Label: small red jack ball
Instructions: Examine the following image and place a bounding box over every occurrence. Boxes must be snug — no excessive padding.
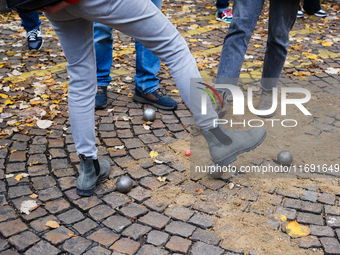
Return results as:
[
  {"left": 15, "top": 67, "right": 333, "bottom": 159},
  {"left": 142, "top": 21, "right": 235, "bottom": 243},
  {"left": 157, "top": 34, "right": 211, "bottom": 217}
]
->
[{"left": 185, "top": 150, "right": 191, "bottom": 156}]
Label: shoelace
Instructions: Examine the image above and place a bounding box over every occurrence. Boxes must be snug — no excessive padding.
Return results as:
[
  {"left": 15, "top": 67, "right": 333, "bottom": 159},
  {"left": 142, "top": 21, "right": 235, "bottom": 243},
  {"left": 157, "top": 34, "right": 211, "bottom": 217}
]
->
[{"left": 26, "top": 29, "right": 41, "bottom": 41}]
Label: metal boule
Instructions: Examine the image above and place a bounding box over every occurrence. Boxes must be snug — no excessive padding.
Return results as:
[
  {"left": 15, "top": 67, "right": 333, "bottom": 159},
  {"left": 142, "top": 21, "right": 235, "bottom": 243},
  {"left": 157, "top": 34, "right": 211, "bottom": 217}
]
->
[
  {"left": 277, "top": 150, "right": 293, "bottom": 166},
  {"left": 143, "top": 108, "right": 156, "bottom": 121},
  {"left": 116, "top": 176, "right": 133, "bottom": 194}
]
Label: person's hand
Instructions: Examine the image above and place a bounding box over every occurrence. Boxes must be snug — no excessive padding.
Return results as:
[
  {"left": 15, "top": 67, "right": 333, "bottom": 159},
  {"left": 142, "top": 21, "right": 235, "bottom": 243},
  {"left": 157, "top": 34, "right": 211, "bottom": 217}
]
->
[{"left": 37, "top": 1, "right": 70, "bottom": 15}]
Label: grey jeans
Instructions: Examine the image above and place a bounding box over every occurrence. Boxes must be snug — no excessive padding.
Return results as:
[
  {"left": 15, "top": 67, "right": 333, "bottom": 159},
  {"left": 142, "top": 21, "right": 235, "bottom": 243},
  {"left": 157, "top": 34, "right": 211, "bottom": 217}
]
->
[{"left": 45, "top": 0, "right": 217, "bottom": 158}]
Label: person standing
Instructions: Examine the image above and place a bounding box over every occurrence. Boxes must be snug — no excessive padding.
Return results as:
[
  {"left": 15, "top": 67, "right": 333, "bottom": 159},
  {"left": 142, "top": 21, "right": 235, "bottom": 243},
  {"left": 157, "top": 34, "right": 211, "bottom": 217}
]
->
[
  {"left": 216, "top": 0, "right": 300, "bottom": 118},
  {"left": 94, "top": 0, "right": 177, "bottom": 110},
  {"left": 40, "top": 0, "right": 267, "bottom": 196},
  {"left": 18, "top": 11, "right": 43, "bottom": 50}
]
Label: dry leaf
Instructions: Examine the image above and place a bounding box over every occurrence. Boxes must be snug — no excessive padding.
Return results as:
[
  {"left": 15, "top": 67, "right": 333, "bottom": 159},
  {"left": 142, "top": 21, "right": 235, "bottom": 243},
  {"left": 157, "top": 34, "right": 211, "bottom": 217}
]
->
[
  {"left": 46, "top": 220, "right": 60, "bottom": 229},
  {"left": 149, "top": 151, "right": 158, "bottom": 158},
  {"left": 322, "top": 41, "right": 332, "bottom": 47},
  {"left": 115, "top": 145, "right": 125, "bottom": 150},
  {"left": 154, "top": 159, "right": 164, "bottom": 164},
  {"left": 196, "top": 188, "right": 204, "bottom": 195},
  {"left": 286, "top": 221, "right": 311, "bottom": 238},
  {"left": 20, "top": 200, "right": 38, "bottom": 215},
  {"left": 281, "top": 215, "right": 287, "bottom": 221},
  {"left": 68, "top": 234, "right": 78, "bottom": 238},
  {"left": 143, "top": 124, "right": 150, "bottom": 130},
  {"left": 128, "top": 93, "right": 133, "bottom": 98},
  {"left": 15, "top": 174, "right": 23, "bottom": 181},
  {"left": 5, "top": 174, "right": 14, "bottom": 178},
  {"left": 30, "top": 194, "right": 38, "bottom": 199},
  {"left": 157, "top": 176, "right": 166, "bottom": 182},
  {"left": 37, "top": 119, "right": 53, "bottom": 129},
  {"left": 171, "top": 89, "right": 180, "bottom": 94}
]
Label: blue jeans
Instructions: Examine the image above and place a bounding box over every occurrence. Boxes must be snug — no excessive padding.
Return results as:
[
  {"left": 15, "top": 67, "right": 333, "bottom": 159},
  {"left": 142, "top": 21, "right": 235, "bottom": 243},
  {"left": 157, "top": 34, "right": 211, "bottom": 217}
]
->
[
  {"left": 216, "top": 0, "right": 229, "bottom": 12},
  {"left": 216, "top": 0, "right": 299, "bottom": 90},
  {"left": 94, "top": 0, "right": 162, "bottom": 94},
  {"left": 18, "top": 11, "right": 41, "bottom": 32}
]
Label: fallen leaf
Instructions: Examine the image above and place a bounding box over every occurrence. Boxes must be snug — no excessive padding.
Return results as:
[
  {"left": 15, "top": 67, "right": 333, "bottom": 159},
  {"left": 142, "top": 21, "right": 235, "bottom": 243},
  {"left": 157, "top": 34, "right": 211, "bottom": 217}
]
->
[
  {"left": 128, "top": 93, "right": 133, "bottom": 98},
  {"left": 325, "top": 67, "right": 340, "bottom": 75},
  {"left": 286, "top": 221, "right": 311, "bottom": 238},
  {"left": 0, "top": 94, "right": 8, "bottom": 99},
  {"left": 37, "top": 119, "right": 53, "bottom": 129},
  {"left": 150, "top": 151, "right": 158, "bottom": 158},
  {"left": 143, "top": 124, "right": 150, "bottom": 130},
  {"left": 322, "top": 41, "right": 332, "bottom": 47},
  {"left": 68, "top": 234, "right": 78, "bottom": 238},
  {"left": 10, "top": 150, "right": 17, "bottom": 154},
  {"left": 254, "top": 44, "right": 261, "bottom": 48},
  {"left": 157, "top": 176, "right": 166, "bottom": 182},
  {"left": 196, "top": 188, "right": 204, "bottom": 195},
  {"left": 281, "top": 215, "right": 287, "bottom": 221},
  {"left": 171, "top": 89, "right": 180, "bottom": 94},
  {"left": 154, "top": 159, "right": 164, "bottom": 164},
  {"left": 30, "top": 194, "right": 38, "bottom": 199},
  {"left": 20, "top": 200, "right": 38, "bottom": 215},
  {"left": 5, "top": 174, "right": 14, "bottom": 178},
  {"left": 45, "top": 220, "right": 60, "bottom": 229},
  {"left": 4, "top": 100, "right": 14, "bottom": 106},
  {"left": 15, "top": 174, "right": 23, "bottom": 181},
  {"left": 115, "top": 145, "right": 125, "bottom": 150}
]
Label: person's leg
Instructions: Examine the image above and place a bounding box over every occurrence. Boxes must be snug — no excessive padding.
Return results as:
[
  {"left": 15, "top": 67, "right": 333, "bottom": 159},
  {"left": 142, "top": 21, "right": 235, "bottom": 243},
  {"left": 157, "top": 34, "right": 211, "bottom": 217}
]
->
[
  {"left": 216, "top": 0, "right": 230, "bottom": 12},
  {"left": 303, "top": 0, "right": 321, "bottom": 13},
  {"left": 257, "top": 0, "right": 299, "bottom": 117},
  {"left": 216, "top": 0, "right": 265, "bottom": 85},
  {"left": 18, "top": 11, "right": 41, "bottom": 32},
  {"left": 93, "top": 23, "right": 113, "bottom": 109},
  {"left": 133, "top": 0, "right": 177, "bottom": 110},
  {"left": 45, "top": 10, "right": 111, "bottom": 196},
  {"left": 47, "top": 0, "right": 266, "bottom": 176},
  {"left": 18, "top": 11, "right": 43, "bottom": 50}
]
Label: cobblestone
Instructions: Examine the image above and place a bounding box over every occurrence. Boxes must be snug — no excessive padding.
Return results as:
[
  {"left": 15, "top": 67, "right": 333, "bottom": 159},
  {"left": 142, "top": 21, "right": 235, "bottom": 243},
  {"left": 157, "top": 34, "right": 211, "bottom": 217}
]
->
[{"left": 165, "top": 236, "right": 191, "bottom": 254}]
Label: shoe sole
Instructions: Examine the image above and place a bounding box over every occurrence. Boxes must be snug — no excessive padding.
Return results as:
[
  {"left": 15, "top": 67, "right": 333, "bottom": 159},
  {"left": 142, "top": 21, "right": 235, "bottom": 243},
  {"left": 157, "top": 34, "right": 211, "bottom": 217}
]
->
[
  {"left": 216, "top": 17, "right": 231, "bottom": 23},
  {"left": 215, "top": 130, "right": 267, "bottom": 166},
  {"left": 95, "top": 103, "right": 107, "bottom": 110},
  {"left": 315, "top": 14, "right": 327, "bottom": 18},
  {"left": 76, "top": 172, "right": 110, "bottom": 196},
  {"left": 133, "top": 94, "right": 177, "bottom": 110}
]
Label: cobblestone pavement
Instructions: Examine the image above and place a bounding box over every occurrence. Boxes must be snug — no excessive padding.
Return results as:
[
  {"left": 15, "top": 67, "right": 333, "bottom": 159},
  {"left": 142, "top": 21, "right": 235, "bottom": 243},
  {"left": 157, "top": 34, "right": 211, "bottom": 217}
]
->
[{"left": 1, "top": 0, "right": 340, "bottom": 254}]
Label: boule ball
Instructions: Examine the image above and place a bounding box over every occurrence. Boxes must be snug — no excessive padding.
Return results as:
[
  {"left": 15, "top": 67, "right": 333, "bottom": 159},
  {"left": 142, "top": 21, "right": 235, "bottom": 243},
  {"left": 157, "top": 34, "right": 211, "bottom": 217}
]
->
[
  {"left": 116, "top": 176, "right": 133, "bottom": 193},
  {"left": 277, "top": 150, "right": 293, "bottom": 166},
  {"left": 143, "top": 108, "right": 156, "bottom": 121}
]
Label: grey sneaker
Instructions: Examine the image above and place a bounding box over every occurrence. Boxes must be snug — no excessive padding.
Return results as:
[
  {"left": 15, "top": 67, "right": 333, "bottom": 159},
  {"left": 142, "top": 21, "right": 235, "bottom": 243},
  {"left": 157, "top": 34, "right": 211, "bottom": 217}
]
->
[
  {"left": 77, "top": 155, "right": 111, "bottom": 196},
  {"left": 201, "top": 124, "right": 267, "bottom": 166},
  {"left": 257, "top": 90, "right": 276, "bottom": 118}
]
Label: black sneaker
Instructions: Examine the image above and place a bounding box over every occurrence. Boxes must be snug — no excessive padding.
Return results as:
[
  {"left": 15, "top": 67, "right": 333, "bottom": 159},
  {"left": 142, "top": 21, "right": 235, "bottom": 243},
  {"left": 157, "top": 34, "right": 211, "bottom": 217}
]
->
[
  {"left": 95, "top": 86, "right": 108, "bottom": 110},
  {"left": 26, "top": 29, "right": 43, "bottom": 50}
]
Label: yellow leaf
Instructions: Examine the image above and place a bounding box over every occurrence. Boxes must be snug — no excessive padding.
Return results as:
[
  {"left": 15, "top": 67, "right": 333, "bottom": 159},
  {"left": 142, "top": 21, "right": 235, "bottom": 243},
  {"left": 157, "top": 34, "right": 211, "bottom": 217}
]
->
[
  {"left": 45, "top": 221, "right": 60, "bottom": 229},
  {"left": 30, "top": 100, "right": 42, "bottom": 105},
  {"left": 0, "top": 94, "right": 8, "bottom": 99},
  {"left": 281, "top": 215, "right": 287, "bottom": 221},
  {"left": 322, "top": 41, "right": 332, "bottom": 47},
  {"left": 30, "top": 194, "right": 38, "bottom": 199},
  {"left": 128, "top": 93, "right": 133, "bottom": 98},
  {"left": 286, "top": 221, "right": 311, "bottom": 238},
  {"left": 4, "top": 100, "right": 14, "bottom": 106},
  {"left": 53, "top": 100, "right": 60, "bottom": 104},
  {"left": 190, "top": 24, "right": 199, "bottom": 29},
  {"left": 190, "top": 39, "right": 198, "bottom": 43},
  {"left": 205, "top": 5, "right": 212, "bottom": 9},
  {"left": 25, "top": 131, "right": 29, "bottom": 135},
  {"left": 68, "top": 234, "right": 78, "bottom": 238},
  {"left": 254, "top": 44, "right": 261, "bottom": 48},
  {"left": 10, "top": 150, "right": 16, "bottom": 153},
  {"left": 157, "top": 176, "right": 166, "bottom": 182},
  {"left": 149, "top": 151, "right": 158, "bottom": 158},
  {"left": 171, "top": 90, "right": 180, "bottom": 94},
  {"left": 209, "top": 20, "right": 217, "bottom": 24},
  {"left": 41, "top": 94, "right": 50, "bottom": 99},
  {"left": 15, "top": 174, "right": 23, "bottom": 181}
]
